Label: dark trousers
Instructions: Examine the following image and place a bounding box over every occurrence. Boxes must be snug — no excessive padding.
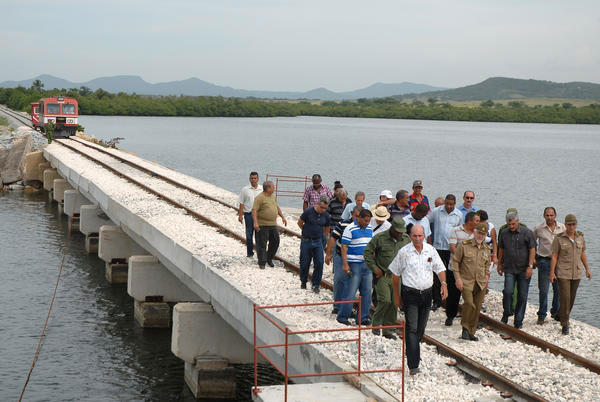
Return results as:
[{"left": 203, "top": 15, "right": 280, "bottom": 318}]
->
[
  {"left": 557, "top": 278, "right": 580, "bottom": 326},
  {"left": 402, "top": 286, "right": 432, "bottom": 369},
  {"left": 299, "top": 238, "right": 324, "bottom": 287},
  {"left": 434, "top": 250, "right": 451, "bottom": 306},
  {"left": 256, "top": 226, "right": 279, "bottom": 267},
  {"left": 502, "top": 272, "right": 531, "bottom": 326},
  {"left": 243, "top": 212, "right": 255, "bottom": 256},
  {"left": 445, "top": 269, "right": 461, "bottom": 319},
  {"left": 537, "top": 257, "right": 559, "bottom": 318}
]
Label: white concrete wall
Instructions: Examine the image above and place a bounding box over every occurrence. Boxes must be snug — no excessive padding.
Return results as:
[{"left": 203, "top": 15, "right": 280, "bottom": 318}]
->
[
  {"left": 98, "top": 225, "right": 149, "bottom": 262},
  {"left": 63, "top": 189, "right": 89, "bottom": 217},
  {"left": 80, "top": 204, "right": 113, "bottom": 235},
  {"left": 128, "top": 255, "right": 201, "bottom": 302},
  {"left": 172, "top": 303, "right": 255, "bottom": 364}
]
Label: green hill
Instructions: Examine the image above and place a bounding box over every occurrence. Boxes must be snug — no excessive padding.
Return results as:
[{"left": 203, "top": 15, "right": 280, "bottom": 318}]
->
[{"left": 395, "top": 77, "right": 600, "bottom": 101}]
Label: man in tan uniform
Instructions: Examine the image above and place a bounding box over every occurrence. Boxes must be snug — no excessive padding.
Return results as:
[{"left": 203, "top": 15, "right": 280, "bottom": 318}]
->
[
  {"left": 550, "top": 214, "right": 591, "bottom": 335},
  {"left": 452, "top": 222, "right": 491, "bottom": 341}
]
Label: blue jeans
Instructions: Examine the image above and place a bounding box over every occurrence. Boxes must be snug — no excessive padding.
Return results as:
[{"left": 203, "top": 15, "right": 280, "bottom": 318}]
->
[
  {"left": 337, "top": 261, "right": 372, "bottom": 323},
  {"left": 402, "top": 286, "right": 432, "bottom": 369},
  {"left": 537, "top": 257, "right": 559, "bottom": 318},
  {"left": 243, "top": 212, "right": 255, "bottom": 256},
  {"left": 299, "top": 238, "right": 324, "bottom": 288},
  {"left": 503, "top": 272, "right": 531, "bottom": 326},
  {"left": 332, "top": 253, "right": 349, "bottom": 303}
]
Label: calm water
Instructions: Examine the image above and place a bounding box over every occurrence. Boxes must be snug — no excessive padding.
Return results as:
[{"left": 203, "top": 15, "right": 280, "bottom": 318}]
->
[
  {"left": 0, "top": 192, "right": 280, "bottom": 401},
  {"left": 2, "top": 116, "right": 598, "bottom": 400}
]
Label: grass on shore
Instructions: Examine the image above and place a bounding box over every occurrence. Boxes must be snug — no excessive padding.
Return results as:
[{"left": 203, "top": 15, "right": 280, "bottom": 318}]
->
[
  {"left": 0, "top": 116, "right": 9, "bottom": 126},
  {"left": 448, "top": 98, "right": 598, "bottom": 108}
]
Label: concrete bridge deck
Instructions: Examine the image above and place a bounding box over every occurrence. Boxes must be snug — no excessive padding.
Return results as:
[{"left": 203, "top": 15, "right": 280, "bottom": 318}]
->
[{"left": 43, "top": 141, "right": 397, "bottom": 401}]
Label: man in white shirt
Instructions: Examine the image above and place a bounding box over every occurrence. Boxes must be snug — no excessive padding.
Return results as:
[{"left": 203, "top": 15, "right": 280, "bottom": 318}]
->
[
  {"left": 238, "top": 172, "right": 262, "bottom": 257},
  {"left": 389, "top": 225, "right": 447, "bottom": 376}
]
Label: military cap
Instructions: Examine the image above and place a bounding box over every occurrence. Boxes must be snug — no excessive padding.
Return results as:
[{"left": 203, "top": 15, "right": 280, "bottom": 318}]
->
[
  {"left": 475, "top": 222, "right": 489, "bottom": 233},
  {"left": 565, "top": 214, "right": 577, "bottom": 224},
  {"left": 390, "top": 216, "right": 407, "bottom": 233}
]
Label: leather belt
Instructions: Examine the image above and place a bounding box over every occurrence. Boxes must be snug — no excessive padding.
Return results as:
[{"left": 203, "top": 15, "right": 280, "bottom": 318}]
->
[{"left": 402, "top": 285, "right": 432, "bottom": 295}]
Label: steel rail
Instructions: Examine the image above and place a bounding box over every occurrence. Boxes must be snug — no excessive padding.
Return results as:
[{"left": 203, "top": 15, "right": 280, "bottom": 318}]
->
[
  {"left": 52, "top": 138, "right": 549, "bottom": 401},
  {"left": 0, "top": 105, "right": 33, "bottom": 127},
  {"left": 67, "top": 136, "right": 303, "bottom": 240}
]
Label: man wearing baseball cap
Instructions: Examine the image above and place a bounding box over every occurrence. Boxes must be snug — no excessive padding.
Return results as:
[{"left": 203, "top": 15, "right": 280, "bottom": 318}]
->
[
  {"left": 452, "top": 222, "right": 492, "bottom": 341},
  {"left": 408, "top": 180, "right": 430, "bottom": 213}
]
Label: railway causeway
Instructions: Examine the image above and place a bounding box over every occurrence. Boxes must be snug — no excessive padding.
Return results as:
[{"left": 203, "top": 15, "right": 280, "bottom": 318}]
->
[{"left": 1, "top": 105, "right": 599, "bottom": 401}]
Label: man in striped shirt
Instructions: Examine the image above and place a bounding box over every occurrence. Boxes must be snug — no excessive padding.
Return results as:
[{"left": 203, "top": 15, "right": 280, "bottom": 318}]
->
[{"left": 336, "top": 209, "right": 374, "bottom": 326}]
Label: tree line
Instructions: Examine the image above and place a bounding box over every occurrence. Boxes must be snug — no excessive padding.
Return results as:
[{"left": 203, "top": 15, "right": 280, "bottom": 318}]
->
[{"left": 1, "top": 83, "right": 599, "bottom": 124}]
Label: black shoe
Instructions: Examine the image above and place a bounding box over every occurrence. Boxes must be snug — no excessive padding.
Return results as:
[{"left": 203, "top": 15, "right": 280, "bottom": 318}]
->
[
  {"left": 372, "top": 329, "right": 381, "bottom": 336},
  {"left": 331, "top": 308, "right": 338, "bottom": 315},
  {"left": 501, "top": 314, "right": 508, "bottom": 324},
  {"left": 337, "top": 319, "right": 351, "bottom": 326},
  {"left": 247, "top": 253, "right": 254, "bottom": 258},
  {"left": 552, "top": 314, "right": 560, "bottom": 322},
  {"left": 311, "top": 286, "right": 320, "bottom": 294},
  {"left": 514, "top": 323, "right": 523, "bottom": 330},
  {"left": 267, "top": 260, "right": 275, "bottom": 267},
  {"left": 562, "top": 326, "right": 569, "bottom": 335},
  {"left": 537, "top": 317, "right": 545, "bottom": 325},
  {"left": 461, "top": 328, "right": 470, "bottom": 340},
  {"left": 259, "top": 265, "right": 265, "bottom": 270},
  {"left": 300, "top": 282, "right": 307, "bottom": 289},
  {"left": 359, "top": 319, "right": 371, "bottom": 326},
  {"left": 409, "top": 367, "right": 420, "bottom": 376},
  {"left": 431, "top": 302, "right": 441, "bottom": 311},
  {"left": 445, "top": 318, "right": 453, "bottom": 326},
  {"left": 383, "top": 333, "right": 397, "bottom": 340}
]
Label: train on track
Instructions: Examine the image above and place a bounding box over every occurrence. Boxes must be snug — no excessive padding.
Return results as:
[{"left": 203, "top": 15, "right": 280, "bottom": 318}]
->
[{"left": 31, "top": 97, "right": 78, "bottom": 137}]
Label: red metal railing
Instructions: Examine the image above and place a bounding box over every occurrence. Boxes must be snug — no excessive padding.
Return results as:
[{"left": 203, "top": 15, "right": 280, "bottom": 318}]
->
[
  {"left": 265, "top": 174, "right": 310, "bottom": 200},
  {"left": 253, "top": 297, "right": 405, "bottom": 402}
]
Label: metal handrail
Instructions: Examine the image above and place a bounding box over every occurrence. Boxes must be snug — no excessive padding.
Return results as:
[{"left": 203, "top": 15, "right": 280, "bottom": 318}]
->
[
  {"left": 265, "top": 173, "right": 311, "bottom": 200},
  {"left": 253, "top": 297, "right": 405, "bottom": 402}
]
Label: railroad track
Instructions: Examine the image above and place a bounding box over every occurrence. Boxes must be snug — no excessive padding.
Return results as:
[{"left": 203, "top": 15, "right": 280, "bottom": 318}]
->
[
  {"left": 48, "top": 138, "right": 600, "bottom": 400},
  {"left": 0, "top": 105, "right": 33, "bottom": 127},
  {"left": 61, "top": 136, "right": 600, "bottom": 377}
]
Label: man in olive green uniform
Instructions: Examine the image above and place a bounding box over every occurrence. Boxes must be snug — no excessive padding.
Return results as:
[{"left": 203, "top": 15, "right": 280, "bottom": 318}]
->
[
  {"left": 550, "top": 214, "right": 592, "bottom": 335},
  {"left": 452, "top": 222, "right": 491, "bottom": 341},
  {"left": 364, "top": 217, "right": 409, "bottom": 339}
]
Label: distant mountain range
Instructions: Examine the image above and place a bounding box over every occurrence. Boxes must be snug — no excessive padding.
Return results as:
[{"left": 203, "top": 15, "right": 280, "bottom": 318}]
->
[
  {"left": 0, "top": 74, "right": 445, "bottom": 100},
  {"left": 395, "top": 77, "right": 600, "bottom": 101}
]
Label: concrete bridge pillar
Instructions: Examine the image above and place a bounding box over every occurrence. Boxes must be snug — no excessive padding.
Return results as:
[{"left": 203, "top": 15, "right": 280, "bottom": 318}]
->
[
  {"left": 43, "top": 168, "right": 59, "bottom": 201},
  {"left": 172, "top": 303, "right": 255, "bottom": 398},
  {"left": 128, "top": 255, "right": 201, "bottom": 328},
  {"left": 98, "top": 225, "right": 149, "bottom": 284},
  {"left": 52, "top": 178, "right": 72, "bottom": 210},
  {"left": 80, "top": 204, "right": 113, "bottom": 253},
  {"left": 63, "top": 190, "right": 89, "bottom": 232}
]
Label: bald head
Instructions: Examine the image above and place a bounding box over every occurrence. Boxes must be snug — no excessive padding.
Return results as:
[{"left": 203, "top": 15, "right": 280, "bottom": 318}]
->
[{"left": 410, "top": 224, "right": 425, "bottom": 247}]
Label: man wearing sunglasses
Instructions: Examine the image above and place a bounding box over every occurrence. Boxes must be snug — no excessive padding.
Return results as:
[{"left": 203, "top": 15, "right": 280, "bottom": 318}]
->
[{"left": 458, "top": 191, "right": 479, "bottom": 224}]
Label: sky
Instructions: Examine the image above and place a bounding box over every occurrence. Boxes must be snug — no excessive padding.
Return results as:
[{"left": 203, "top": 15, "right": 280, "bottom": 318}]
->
[{"left": 2, "top": 0, "right": 599, "bottom": 91}]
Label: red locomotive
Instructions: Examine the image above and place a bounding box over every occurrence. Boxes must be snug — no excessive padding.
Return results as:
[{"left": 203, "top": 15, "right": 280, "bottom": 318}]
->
[{"left": 31, "top": 97, "right": 79, "bottom": 137}]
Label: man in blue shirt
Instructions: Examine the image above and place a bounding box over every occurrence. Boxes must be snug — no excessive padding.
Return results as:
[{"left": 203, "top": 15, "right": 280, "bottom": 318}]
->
[
  {"left": 337, "top": 209, "right": 373, "bottom": 326},
  {"left": 428, "top": 194, "right": 463, "bottom": 310},
  {"left": 457, "top": 190, "right": 478, "bottom": 223},
  {"left": 298, "top": 196, "right": 331, "bottom": 293}
]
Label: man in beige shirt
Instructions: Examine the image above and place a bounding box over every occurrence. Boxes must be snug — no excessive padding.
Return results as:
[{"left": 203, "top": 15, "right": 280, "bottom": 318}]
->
[
  {"left": 452, "top": 222, "right": 491, "bottom": 341},
  {"left": 550, "top": 214, "right": 591, "bottom": 335},
  {"left": 533, "top": 207, "right": 566, "bottom": 324},
  {"left": 252, "top": 181, "right": 287, "bottom": 269}
]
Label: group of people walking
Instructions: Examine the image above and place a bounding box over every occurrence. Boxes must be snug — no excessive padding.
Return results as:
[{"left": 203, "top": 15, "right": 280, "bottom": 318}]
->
[{"left": 239, "top": 172, "right": 591, "bottom": 375}]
